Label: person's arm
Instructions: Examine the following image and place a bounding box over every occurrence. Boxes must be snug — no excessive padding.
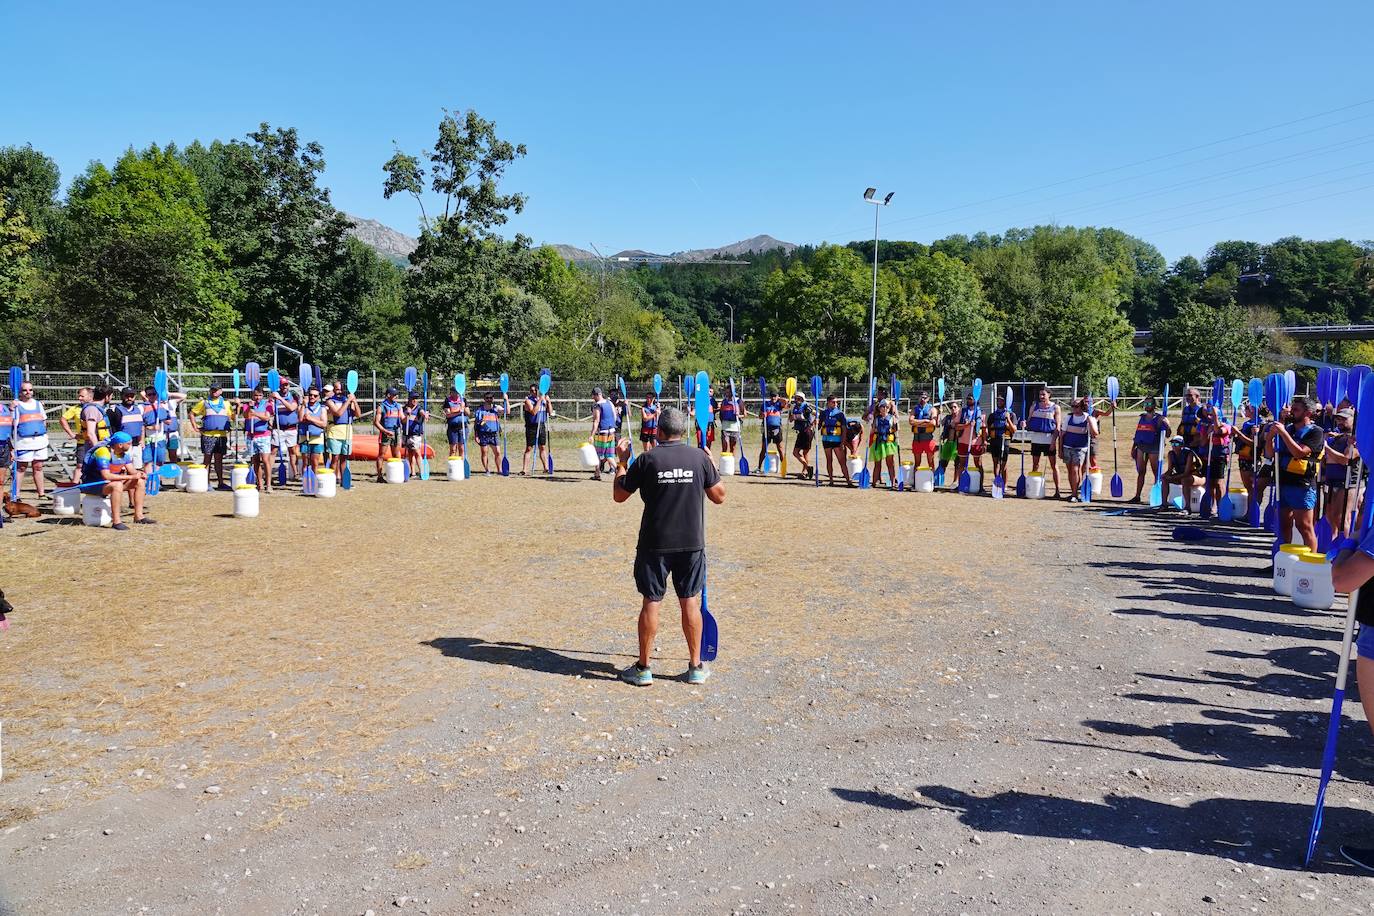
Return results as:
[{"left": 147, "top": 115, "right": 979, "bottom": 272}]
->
[
  {"left": 1272, "top": 422, "right": 1311, "bottom": 457},
  {"left": 1089, "top": 416, "right": 1099, "bottom": 439},
  {"left": 59, "top": 408, "right": 76, "bottom": 440},
  {"left": 612, "top": 439, "right": 637, "bottom": 502},
  {"left": 706, "top": 481, "right": 726, "bottom": 505},
  {"left": 373, "top": 406, "right": 385, "bottom": 433},
  {"left": 1333, "top": 542, "right": 1374, "bottom": 594}
]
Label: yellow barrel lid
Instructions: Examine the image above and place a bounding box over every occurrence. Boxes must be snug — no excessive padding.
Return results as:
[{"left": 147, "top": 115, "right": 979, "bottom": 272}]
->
[
  {"left": 317, "top": 468, "right": 334, "bottom": 475},
  {"left": 234, "top": 484, "right": 257, "bottom": 490},
  {"left": 1279, "top": 544, "right": 1309, "bottom": 554},
  {"left": 1028, "top": 471, "right": 1043, "bottom": 477},
  {"left": 1299, "top": 553, "right": 1329, "bottom": 565}
]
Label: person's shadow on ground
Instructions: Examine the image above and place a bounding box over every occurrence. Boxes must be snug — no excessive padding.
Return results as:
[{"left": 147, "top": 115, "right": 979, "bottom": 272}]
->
[
  {"left": 831, "top": 785, "right": 1371, "bottom": 869},
  {"left": 422, "top": 637, "right": 618, "bottom": 680}
]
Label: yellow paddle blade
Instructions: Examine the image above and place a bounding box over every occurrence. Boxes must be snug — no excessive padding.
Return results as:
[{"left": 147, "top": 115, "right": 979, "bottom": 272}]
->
[
  {"left": 780, "top": 456, "right": 788, "bottom": 476},
  {"left": 786, "top": 377, "right": 797, "bottom": 398}
]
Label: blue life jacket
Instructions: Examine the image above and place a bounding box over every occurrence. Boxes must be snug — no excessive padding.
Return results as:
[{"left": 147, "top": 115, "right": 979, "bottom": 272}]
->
[
  {"left": 821, "top": 407, "right": 845, "bottom": 438},
  {"left": 596, "top": 399, "right": 616, "bottom": 430},
  {"left": 380, "top": 398, "right": 403, "bottom": 431},
  {"left": 201, "top": 397, "right": 230, "bottom": 432},
  {"left": 988, "top": 407, "right": 1012, "bottom": 437},
  {"left": 1027, "top": 403, "right": 1056, "bottom": 434},
  {"left": 114, "top": 403, "right": 145, "bottom": 441},
  {"left": 476, "top": 406, "right": 500, "bottom": 433},
  {"left": 763, "top": 398, "right": 783, "bottom": 429},
  {"left": 0, "top": 402, "right": 10, "bottom": 441},
  {"left": 873, "top": 415, "right": 896, "bottom": 444},
  {"left": 405, "top": 406, "right": 425, "bottom": 437},
  {"left": 275, "top": 394, "right": 299, "bottom": 427},
  {"left": 642, "top": 403, "right": 659, "bottom": 432},
  {"left": 446, "top": 396, "right": 467, "bottom": 428},
  {"left": 525, "top": 395, "right": 547, "bottom": 425},
  {"left": 1062, "top": 413, "right": 1090, "bottom": 449},
  {"left": 246, "top": 398, "right": 272, "bottom": 436},
  {"left": 1133, "top": 413, "right": 1163, "bottom": 447}
]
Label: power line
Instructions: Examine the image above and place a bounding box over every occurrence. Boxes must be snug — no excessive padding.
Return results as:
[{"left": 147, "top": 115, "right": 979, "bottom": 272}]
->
[{"left": 1143, "top": 181, "right": 1374, "bottom": 237}]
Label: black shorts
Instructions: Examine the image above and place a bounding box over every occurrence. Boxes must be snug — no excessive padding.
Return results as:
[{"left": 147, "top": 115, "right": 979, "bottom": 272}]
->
[
  {"left": 1031, "top": 442, "right": 1054, "bottom": 458},
  {"left": 794, "top": 429, "right": 814, "bottom": 451},
  {"left": 1206, "top": 457, "right": 1228, "bottom": 481},
  {"left": 201, "top": 436, "right": 227, "bottom": 456},
  {"left": 986, "top": 438, "right": 1010, "bottom": 461},
  {"left": 0, "top": 440, "right": 13, "bottom": 465},
  {"left": 763, "top": 427, "right": 782, "bottom": 445},
  {"left": 634, "top": 549, "right": 706, "bottom": 601},
  {"left": 477, "top": 431, "right": 498, "bottom": 447},
  {"left": 640, "top": 429, "right": 657, "bottom": 443},
  {"left": 73, "top": 442, "right": 89, "bottom": 471},
  {"left": 379, "top": 430, "right": 399, "bottom": 447},
  {"left": 525, "top": 424, "right": 547, "bottom": 447},
  {"left": 447, "top": 425, "right": 467, "bottom": 446}
]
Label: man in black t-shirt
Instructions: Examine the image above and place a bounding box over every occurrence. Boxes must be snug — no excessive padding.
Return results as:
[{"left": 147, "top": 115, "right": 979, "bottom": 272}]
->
[{"left": 613, "top": 406, "right": 726, "bottom": 687}]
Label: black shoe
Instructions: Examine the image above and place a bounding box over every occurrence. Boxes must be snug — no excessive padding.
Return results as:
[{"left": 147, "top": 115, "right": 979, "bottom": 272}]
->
[
  {"left": 112, "top": 522, "right": 129, "bottom": 531},
  {"left": 1341, "top": 845, "right": 1374, "bottom": 872},
  {"left": 135, "top": 517, "right": 156, "bottom": 525}
]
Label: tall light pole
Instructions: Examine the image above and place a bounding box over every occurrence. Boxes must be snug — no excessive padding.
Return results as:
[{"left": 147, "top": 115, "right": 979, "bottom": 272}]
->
[
  {"left": 723, "top": 300, "right": 735, "bottom": 343},
  {"left": 863, "top": 188, "right": 894, "bottom": 402}
]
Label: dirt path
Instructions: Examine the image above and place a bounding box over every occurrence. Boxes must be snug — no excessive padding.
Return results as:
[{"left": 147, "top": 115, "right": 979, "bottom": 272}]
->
[{"left": 1, "top": 443, "right": 1367, "bottom": 914}]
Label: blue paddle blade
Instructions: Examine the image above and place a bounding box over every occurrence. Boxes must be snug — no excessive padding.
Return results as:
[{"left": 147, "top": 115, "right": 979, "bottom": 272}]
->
[
  {"left": 405, "top": 366, "right": 417, "bottom": 390},
  {"left": 463, "top": 458, "right": 470, "bottom": 479},
  {"left": 1247, "top": 497, "right": 1260, "bottom": 527},
  {"left": 246, "top": 361, "right": 260, "bottom": 388},
  {"left": 1230, "top": 379, "right": 1243, "bottom": 409},
  {"left": 154, "top": 368, "right": 169, "bottom": 401},
  {"left": 276, "top": 456, "right": 286, "bottom": 487},
  {"left": 1334, "top": 368, "right": 1349, "bottom": 406},
  {"left": 341, "top": 463, "right": 351, "bottom": 489},
  {"left": 346, "top": 370, "right": 358, "bottom": 394},
  {"left": 1161, "top": 383, "right": 1169, "bottom": 417},
  {"left": 1248, "top": 378, "right": 1263, "bottom": 409},
  {"left": 1219, "top": 493, "right": 1234, "bottom": 522},
  {"left": 267, "top": 368, "right": 280, "bottom": 392},
  {"left": 499, "top": 372, "right": 509, "bottom": 394},
  {"left": 1110, "top": 473, "right": 1124, "bottom": 498},
  {"left": 1263, "top": 500, "right": 1276, "bottom": 532},
  {"left": 1356, "top": 374, "right": 1374, "bottom": 473},
  {"left": 937, "top": 377, "right": 945, "bottom": 401},
  {"left": 684, "top": 375, "right": 695, "bottom": 398},
  {"left": 858, "top": 468, "right": 870, "bottom": 489},
  {"left": 1106, "top": 376, "right": 1119, "bottom": 401},
  {"left": 992, "top": 475, "right": 1004, "bottom": 499},
  {"left": 971, "top": 378, "right": 983, "bottom": 403},
  {"left": 958, "top": 470, "right": 971, "bottom": 492},
  {"left": 301, "top": 466, "right": 317, "bottom": 495},
  {"left": 1351, "top": 365, "right": 1372, "bottom": 407},
  {"left": 739, "top": 456, "right": 749, "bottom": 476},
  {"left": 1316, "top": 518, "right": 1333, "bottom": 552},
  {"left": 402, "top": 460, "right": 410, "bottom": 482},
  {"left": 232, "top": 368, "right": 240, "bottom": 393},
  {"left": 246, "top": 464, "right": 256, "bottom": 484},
  {"left": 694, "top": 371, "right": 710, "bottom": 437},
  {"left": 300, "top": 362, "right": 311, "bottom": 391},
  {"left": 1318, "top": 367, "right": 1332, "bottom": 406},
  {"left": 1016, "top": 473, "right": 1026, "bottom": 498},
  {"left": 1080, "top": 475, "right": 1092, "bottom": 503},
  {"left": 700, "top": 582, "right": 718, "bottom": 663},
  {"left": 537, "top": 372, "right": 550, "bottom": 396},
  {"left": 653, "top": 373, "right": 662, "bottom": 396},
  {"left": 1149, "top": 480, "right": 1162, "bottom": 507},
  {"left": 1284, "top": 370, "right": 1295, "bottom": 403},
  {"left": 811, "top": 375, "right": 822, "bottom": 399}
]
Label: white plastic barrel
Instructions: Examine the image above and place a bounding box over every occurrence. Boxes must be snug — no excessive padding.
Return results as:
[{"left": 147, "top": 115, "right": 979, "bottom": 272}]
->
[
  {"left": 233, "top": 484, "right": 259, "bottom": 518},
  {"left": 846, "top": 457, "right": 862, "bottom": 478},
  {"left": 81, "top": 495, "right": 112, "bottom": 527},
  {"left": 898, "top": 461, "right": 912, "bottom": 488},
  {"left": 1273, "top": 544, "right": 1311, "bottom": 596},
  {"left": 1025, "top": 471, "right": 1046, "bottom": 499},
  {"left": 185, "top": 464, "right": 209, "bottom": 493},
  {"left": 176, "top": 462, "right": 189, "bottom": 489},
  {"left": 230, "top": 464, "right": 250, "bottom": 489},
  {"left": 1167, "top": 484, "right": 1204, "bottom": 512},
  {"left": 1088, "top": 469, "right": 1103, "bottom": 498},
  {"left": 1291, "top": 554, "right": 1335, "bottom": 610},
  {"left": 384, "top": 458, "right": 406, "bottom": 484},
  {"left": 315, "top": 468, "right": 336, "bottom": 498},
  {"left": 447, "top": 458, "right": 466, "bottom": 480},
  {"left": 1227, "top": 487, "right": 1248, "bottom": 519},
  {"left": 577, "top": 442, "right": 598, "bottom": 469},
  {"left": 53, "top": 487, "right": 79, "bottom": 516},
  {"left": 912, "top": 467, "right": 934, "bottom": 493},
  {"left": 963, "top": 469, "right": 982, "bottom": 493},
  {"left": 719, "top": 453, "right": 737, "bottom": 476}
]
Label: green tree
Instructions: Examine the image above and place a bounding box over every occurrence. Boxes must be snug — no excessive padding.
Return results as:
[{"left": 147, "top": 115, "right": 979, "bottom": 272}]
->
[
  {"left": 1147, "top": 301, "right": 1266, "bottom": 387},
  {"left": 0, "top": 145, "right": 61, "bottom": 237},
  {"left": 47, "top": 146, "right": 242, "bottom": 372},
  {"left": 385, "top": 109, "right": 534, "bottom": 371},
  {"left": 890, "top": 252, "right": 1000, "bottom": 380},
  {"left": 181, "top": 125, "right": 365, "bottom": 362}
]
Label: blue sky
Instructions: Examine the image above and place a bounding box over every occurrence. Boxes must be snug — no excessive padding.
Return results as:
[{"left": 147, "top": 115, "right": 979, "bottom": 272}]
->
[{"left": 4, "top": 1, "right": 1372, "bottom": 261}]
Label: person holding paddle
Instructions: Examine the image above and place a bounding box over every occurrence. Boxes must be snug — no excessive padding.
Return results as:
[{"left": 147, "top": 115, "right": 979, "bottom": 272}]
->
[
  {"left": 590, "top": 387, "right": 618, "bottom": 479},
  {"left": 717, "top": 387, "right": 744, "bottom": 456},
  {"left": 639, "top": 392, "right": 661, "bottom": 452},
  {"left": 611, "top": 406, "right": 725, "bottom": 687},
  {"left": 818, "top": 393, "right": 852, "bottom": 486},
  {"left": 324, "top": 382, "right": 355, "bottom": 481},
  {"left": 868, "top": 400, "right": 900, "bottom": 489},
  {"left": 1323, "top": 408, "right": 1360, "bottom": 540},
  {"left": 521, "top": 382, "right": 553, "bottom": 475},
  {"left": 984, "top": 394, "right": 1017, "bottom": 490},
  {"left": 245, "top": 384, "right": 275, "bottom": 493},
  {"left": 953, "top": 392, "right": 984, "bottom": 494},
  {"left": 1266, "top": 395, "right": 1324, "bottom": 551},
  {"left": 190, "top": 382, "right": 232, "bottom": 490},
  {"left": 271, "top": 375, "right": 300, "bottom": 481},
  {"left": 403, "top": 389, "right": 429, "bottom": 478},
  {"left": 1197, "top": 403, "right": 1232, "bottom": 512},
  {"left": 1060, "top": 397, "right": 1097, "bottom": 503},
  {"left": 10, "top": 378, "right": 49, "bottom": 501},
  {"left": 474, "top": 391, "right": 508, "bottom": 475},
  {"left": 1129, "top": 397, "right": 1170, "bottom": 503},
  {"left": 757, "top": 388, "right": 786, "bottom": 473},
  {"left": 908, "top": 391, "right": 939, "bottom": 472},
  {"left": 1161, "top": 435, "right": 1202, "bottom": 512},
  {"left": 789, "top": 391, "right": 816, "bottom": 480},
  {"left": 444, "top": 382, "right": 469, "bottom": 461},
  {"left": 298, "top": 385, "right": 327, "bottom": 478},
  {"left": 1178, "top": 387, "right": 1204, "bottom": 449}
]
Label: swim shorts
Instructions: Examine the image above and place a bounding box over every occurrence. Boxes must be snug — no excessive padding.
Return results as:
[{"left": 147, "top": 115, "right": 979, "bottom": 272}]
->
[
  {"left": 1280, "top": 483, "right": 1317, "bottom": 511},
  {"left": 634, "top": 549, "right": 706, "bottom": 601}
]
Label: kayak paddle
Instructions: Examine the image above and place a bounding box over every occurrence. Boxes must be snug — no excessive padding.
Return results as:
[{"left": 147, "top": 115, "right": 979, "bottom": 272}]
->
[
  {"left": 782, "top": 376, "right": 796, "bottom": 477},
  {"left": 1149, "top": 428, "right": 1165, "bottom": 508},
  {"left": 342, "top": 370, "right": 358, "bottom": 489},
  {"left": 811, "top": 375, "right": 822, "bottom": 488},
  {"left": 498, "top": 372, "right": 510, "bottom": 476},
  {"left": 1218, "top": 379, "right": 1242, "bottom": 522},
  {"left": 992, "top": 385, "right": 1010, "bottom": 499},
  {"left": 539, "top": 370, "right": 553, "bottom": 474},
  {"left": 1198, "top": 378, "right": 1222, "bottom": 519},
  {"left": 1305, "top": 368, "right": 1374, "bottom": 864},
  {"left": 421, "top": 371, "right": 432, "bottom": 480},
  {"left": 404, "top": 366, "right": 417, "bottom": 391},
  {"left": 857, "top": 377, "right": 875, "bottom": 489},
  {"left": 1246, "top": 377, "right": 1264, "bottom": 526},
  {"left": 958, "top": 378, "right": 982, "bottom": 493},
  {"left": 1015, "top": 382, "right": 1028, "bottom": 497},
  {"left": 693, "top": 370, "right": 719, "bottom": 662},
  {"left": 1107, "top": 376, "right": 1123, "bottom": 498}
]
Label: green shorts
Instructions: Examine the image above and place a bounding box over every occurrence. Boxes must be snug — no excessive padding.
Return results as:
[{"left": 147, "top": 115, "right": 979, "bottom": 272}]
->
[
  {"left": 870, "top": 441, "right": 898, "bottom": 461},
  {"left": 325, "top": 438, "right": 349, "bottom": 456}
]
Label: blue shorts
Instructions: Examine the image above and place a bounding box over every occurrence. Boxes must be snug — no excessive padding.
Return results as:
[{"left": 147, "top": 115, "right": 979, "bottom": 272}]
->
[
  {"left": 1358, "top": 625, "right": 1374, "bottom": 661},
  {"left": 246, "top": 436, "right": 271, "bottom": 457},
  {"left": 447, "top": 425, "right": 467, "bottom": 446},
  {"left": 1280, "top": 483, "right": 1317, "bottom": 511},
  {"left": 301, "top": 442, "right": 324, "bottom": 456},
  {"left": 325, "top": 437, "right": 349, "bottom": 456}
]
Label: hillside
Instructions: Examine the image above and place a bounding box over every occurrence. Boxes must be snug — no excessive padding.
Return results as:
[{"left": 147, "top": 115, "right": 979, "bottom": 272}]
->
[{"left": 345, "top": 214, "right": 418, "bottom": 264}]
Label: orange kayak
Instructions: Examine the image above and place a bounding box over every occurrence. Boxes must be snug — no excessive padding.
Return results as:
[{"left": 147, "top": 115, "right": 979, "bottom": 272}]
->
[{"left": 345, "top": 433, "right": 435, "bottom": 461}]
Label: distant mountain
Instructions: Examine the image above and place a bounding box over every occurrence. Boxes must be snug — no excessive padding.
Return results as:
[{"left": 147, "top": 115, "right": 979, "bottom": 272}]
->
[
  {"left": 674, "top": 235, "right": 797, "bottom": 261},
  {"left": 345, "top": 214, "right": 417, "bottom": 265},
  {"left": 550, "top": 244, "right": 599, "bottom": 262}
]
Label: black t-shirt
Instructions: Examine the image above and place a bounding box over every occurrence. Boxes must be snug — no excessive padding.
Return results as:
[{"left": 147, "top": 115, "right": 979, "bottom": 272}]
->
[
  {"left": 618, "top": 440, "right": 721, "bottom": 554},
  {"left": 1277, "top": 422, "right": 1325, "bottom": 489}
]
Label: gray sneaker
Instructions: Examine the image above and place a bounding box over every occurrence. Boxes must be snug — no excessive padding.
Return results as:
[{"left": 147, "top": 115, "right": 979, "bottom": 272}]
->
[
  {"left": 619, "top": 663, "right": 652, "bottom": 687},
  {"left": 686, "top": 664, "right": 711, "bottom": 685}
]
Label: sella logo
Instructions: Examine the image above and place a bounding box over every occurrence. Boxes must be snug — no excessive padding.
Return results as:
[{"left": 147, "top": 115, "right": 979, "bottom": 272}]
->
[{"left": 657, "top": 468, "right": 695, "bottom": 483}]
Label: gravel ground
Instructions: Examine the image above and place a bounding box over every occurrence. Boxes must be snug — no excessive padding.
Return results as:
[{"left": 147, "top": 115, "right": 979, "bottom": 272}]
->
[{"left": 2, "top": 434, "right": 1372, "bottom": 915}]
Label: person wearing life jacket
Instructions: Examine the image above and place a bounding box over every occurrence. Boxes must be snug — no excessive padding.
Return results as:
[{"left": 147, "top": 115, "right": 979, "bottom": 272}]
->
[
  {"left": 297, "top": 385, "right": 327, "bottom": 476},
  {"left": 474, "top": 391, "right": 508, "bottom": 475},
  {"left": 1161, "top": 434, "right": 1202, "bottom": 511},
  {"left": 1322, "top": 407, "right": 1360, "bottom": 540},
  {"left": 373, "top": 386, "right": 405, "bottom": 481},
  {"left": 590, "top": 387, "right": 619, "bottom": 479},
  {"left": 1021, "top": 387, "right": 1062, "bottom": 498},
  {"left": 756, "top": 390, "right": 786, "bottom": 474},
  {"left": 953, "top": 393, "right": 984, "bottom": 494},
  {"left": 983, "top": 393, "right": 1018, "bottom": 488},
  {"left": 1266, "top": 395, "right": 1325, "bottom": 552},
  {"left": 109, "top": 387, "right": 147, "bottom": 473},
  {"left": 244, "top": 383, "right": 275, "bottom": 492},
  {"left": 8, "top": 378, "right": 49, "bottom": 500},
  {"left": 818, "top": 393, "right": 852, "bottom": 486},
  {"left": 190, "top": 382, "right": 233, "bottom": 490},
  {"left": 403, "top": 389, "right": 429, "bottom": 477},
  {"left": 868, "top": 400, "right": 900, "bottom": 489},
  {"left": 81, "top": 431, "right": 153, "bottom": 529},
  {"left": 1060, "top": 397, "right": 1097, "bottom": 503},
  {"left": 639, "top": 392, "right": 662, "bottom": 452},
  {"left": 789, "top": 392, "right": 816, "bottom": 480},
  {"left": 1177, "top": 387, "right": 1203, "bottom": 450},
  {"left": 1127, "top": 397, "right": 1170, "bottom": 503},
  {"left": 444, "top": 384, "right": 469, "bottom": 461},
  {"left": 716, "top": 389, "right": 745, "bottom": 456},
  {"left": 0, "top": 389, "right": 12, "bottom": 497},
  {"left": 324, "top": 383, "right": 354, "bottom": 480},
  {"left": 271, "top": 375, "right": 300, "bottom": 481},
  {"left": 521, "top": 382, "right": 555, "bottom": 475},
  {"left": 688, "top": 387, "right": 717, "bottom": 452},
  {"left": 1196, "top": 403, "right": 1232, "bottom": 512},
  {"left": 141, "top": 384, "right": 185, "bottom": 468},
  {"left": 1233, "top": 401, "right": 1259, "bottom": 510},
  {"left": 907, "top": 391, "right": 939, "bottom": 472}
]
